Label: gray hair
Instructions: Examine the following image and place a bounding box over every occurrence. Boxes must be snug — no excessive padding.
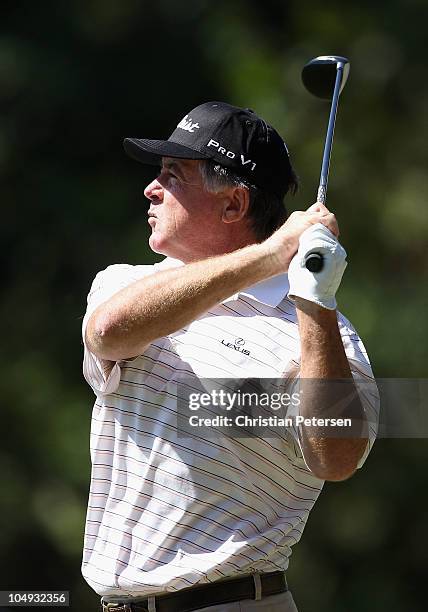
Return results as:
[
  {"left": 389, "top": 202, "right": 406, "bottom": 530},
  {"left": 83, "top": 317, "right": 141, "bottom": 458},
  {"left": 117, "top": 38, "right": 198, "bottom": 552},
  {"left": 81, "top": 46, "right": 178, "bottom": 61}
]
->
[
  {"left": 198, "top": 159, "right": 298, "bottom": 242},
  {"left": 199, "top": 160, "right": 254, "bottom": 194}
]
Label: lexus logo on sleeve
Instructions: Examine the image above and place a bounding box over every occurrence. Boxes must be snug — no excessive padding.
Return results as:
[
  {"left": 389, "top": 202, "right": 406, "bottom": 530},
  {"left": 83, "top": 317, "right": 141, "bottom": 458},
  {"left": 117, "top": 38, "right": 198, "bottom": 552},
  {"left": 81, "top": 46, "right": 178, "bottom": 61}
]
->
[{"left": 221, "top": 337, "right": 250, "bottom": 356}]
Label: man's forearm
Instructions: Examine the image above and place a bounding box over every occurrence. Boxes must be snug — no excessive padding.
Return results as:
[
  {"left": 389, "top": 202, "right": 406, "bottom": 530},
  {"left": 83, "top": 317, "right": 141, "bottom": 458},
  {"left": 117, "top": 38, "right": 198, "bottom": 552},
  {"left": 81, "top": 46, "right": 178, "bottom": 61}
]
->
[
  {"left": 86, "top": 243, "right": 286, "bottom": 361},
  {"left": 295, "top": 298, "right": 368, "bottom": 481}
]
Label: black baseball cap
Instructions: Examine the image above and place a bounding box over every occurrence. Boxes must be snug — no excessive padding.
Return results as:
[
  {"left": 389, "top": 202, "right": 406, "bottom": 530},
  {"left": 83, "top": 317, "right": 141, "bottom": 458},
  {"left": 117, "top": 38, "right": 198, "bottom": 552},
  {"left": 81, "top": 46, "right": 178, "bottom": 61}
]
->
[{"left": 123, "top": 101, "right": 294, "bottom": 198}]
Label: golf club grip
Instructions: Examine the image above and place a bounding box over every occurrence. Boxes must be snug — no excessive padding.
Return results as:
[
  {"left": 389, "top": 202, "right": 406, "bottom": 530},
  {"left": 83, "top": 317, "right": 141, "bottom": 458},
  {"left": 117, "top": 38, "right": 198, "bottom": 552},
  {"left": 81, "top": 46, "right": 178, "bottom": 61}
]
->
[
  {"left": 317, "top": 185, "right": 327, "bottom": 204},
  {"left": 305, "top": 252, "right": 324, "bottom": 272}
]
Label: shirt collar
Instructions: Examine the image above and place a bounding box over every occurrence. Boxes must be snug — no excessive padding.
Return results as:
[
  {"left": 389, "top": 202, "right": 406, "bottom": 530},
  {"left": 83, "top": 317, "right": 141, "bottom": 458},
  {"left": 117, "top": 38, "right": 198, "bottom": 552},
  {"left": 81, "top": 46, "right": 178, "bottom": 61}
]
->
[
  {"left": 231, "top": 273, "right": 290, "bottom": 308},
  {"left": 154, "top": 257, "right": 289, "bottom": 308},
  {"left": 153, "top": 257, "right": 184, "bottom": 271}
]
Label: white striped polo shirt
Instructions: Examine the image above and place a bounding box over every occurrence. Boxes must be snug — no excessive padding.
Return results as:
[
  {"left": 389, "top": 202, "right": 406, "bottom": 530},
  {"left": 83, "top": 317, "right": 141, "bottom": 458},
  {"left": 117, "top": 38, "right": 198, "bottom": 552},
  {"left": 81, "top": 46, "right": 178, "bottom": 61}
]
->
[{"left": 81, "top": 257, "right": 379, "bottom": 598}]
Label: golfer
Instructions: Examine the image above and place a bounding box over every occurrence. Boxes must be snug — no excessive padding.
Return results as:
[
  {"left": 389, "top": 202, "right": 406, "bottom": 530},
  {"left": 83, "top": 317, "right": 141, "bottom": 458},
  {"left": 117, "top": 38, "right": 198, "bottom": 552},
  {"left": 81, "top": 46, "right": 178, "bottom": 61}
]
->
[{"left": 81, "top": 101, "right": 378, "bottom": 612}]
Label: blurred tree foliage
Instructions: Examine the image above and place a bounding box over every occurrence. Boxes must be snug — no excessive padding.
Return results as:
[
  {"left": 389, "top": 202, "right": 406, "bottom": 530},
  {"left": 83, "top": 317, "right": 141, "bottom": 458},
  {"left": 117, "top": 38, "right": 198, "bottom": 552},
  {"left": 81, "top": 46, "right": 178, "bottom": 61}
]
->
[{"left": 1, "top": 1, "right": 427, "bottom": 610}]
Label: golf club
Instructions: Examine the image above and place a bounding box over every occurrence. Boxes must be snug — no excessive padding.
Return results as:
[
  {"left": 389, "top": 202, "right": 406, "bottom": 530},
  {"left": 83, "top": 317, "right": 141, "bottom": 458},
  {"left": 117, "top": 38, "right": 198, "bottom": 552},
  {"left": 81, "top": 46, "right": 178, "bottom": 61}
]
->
[{"left": 301, "top": 55, "right": 350, "bottom": 272}]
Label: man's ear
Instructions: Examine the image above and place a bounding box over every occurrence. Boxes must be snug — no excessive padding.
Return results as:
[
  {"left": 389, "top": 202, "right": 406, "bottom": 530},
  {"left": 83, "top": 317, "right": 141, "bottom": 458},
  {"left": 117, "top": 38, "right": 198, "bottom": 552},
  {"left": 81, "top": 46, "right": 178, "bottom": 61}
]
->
[{"left": 221, "top": 186, "right": 250, "bottom": 224}]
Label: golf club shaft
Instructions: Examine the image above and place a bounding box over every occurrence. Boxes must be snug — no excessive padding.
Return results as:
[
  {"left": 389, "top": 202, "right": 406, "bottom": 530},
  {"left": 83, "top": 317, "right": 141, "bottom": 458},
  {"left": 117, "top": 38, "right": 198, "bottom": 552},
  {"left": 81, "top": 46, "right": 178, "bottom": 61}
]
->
[
  {"left": 317, "top": 62, "right": 345, "bottom": 204},
  {"left": 305, "top": 62, "right": 345, "bottom": 273}
]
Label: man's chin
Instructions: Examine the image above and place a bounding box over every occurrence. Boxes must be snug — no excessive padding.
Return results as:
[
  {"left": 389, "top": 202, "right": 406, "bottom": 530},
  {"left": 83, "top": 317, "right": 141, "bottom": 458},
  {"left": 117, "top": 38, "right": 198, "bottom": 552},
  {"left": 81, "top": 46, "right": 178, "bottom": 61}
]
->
[
  {"left": 149, "top": 234, "right": 174, "bottom": 258},
  {"left": 149, "top": 234, "right": 164, "bottom": 254}
]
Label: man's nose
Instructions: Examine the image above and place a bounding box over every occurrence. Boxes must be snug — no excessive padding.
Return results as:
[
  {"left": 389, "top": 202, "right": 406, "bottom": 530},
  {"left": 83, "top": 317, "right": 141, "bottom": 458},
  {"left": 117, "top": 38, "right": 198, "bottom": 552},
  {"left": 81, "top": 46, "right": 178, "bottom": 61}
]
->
[{"left": 144, "top": 178, "right": 163, "bottom": 202}]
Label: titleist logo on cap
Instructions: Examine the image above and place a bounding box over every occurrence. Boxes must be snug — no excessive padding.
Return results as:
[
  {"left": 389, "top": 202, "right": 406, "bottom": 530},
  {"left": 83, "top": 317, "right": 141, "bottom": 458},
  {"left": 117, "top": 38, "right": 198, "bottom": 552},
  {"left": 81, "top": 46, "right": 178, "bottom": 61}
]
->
[{"left": 177, "top": 115, "right": 200, "bottom": 133}]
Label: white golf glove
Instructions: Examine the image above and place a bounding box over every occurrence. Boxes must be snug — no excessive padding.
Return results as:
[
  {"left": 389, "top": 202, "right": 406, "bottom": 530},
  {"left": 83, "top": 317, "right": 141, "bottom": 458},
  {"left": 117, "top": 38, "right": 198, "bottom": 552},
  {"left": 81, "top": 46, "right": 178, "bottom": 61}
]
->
[{"left": 287, "top": 223, "right": 347, "bottom": 310}]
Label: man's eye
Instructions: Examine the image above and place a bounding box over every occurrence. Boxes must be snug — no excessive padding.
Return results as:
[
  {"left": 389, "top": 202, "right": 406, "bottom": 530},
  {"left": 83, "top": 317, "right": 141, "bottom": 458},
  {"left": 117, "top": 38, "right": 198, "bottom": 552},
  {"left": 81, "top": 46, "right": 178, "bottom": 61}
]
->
[{"left": 159, "top": 168, "right": 177, "bottom": 180}]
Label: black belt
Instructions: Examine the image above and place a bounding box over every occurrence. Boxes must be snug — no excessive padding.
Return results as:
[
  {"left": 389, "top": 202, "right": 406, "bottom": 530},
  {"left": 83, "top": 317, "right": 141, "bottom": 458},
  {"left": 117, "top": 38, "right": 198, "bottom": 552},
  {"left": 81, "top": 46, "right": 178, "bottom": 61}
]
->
[{"left": 101, "top": 571, "right": 288, "bottom": 612}]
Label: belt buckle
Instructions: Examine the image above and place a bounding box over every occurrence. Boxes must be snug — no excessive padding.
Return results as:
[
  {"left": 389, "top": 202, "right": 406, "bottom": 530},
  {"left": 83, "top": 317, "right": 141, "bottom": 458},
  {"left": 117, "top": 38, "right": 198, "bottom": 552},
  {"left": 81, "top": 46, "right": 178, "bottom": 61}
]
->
[{"left": 106, "top": 603, "right": 149, "bottom": 612}]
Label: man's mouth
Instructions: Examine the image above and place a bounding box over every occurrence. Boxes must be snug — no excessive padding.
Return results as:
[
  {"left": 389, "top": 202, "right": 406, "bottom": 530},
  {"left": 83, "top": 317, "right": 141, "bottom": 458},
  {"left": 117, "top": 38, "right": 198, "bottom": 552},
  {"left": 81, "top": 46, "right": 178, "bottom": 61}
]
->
[{"left": 148, "top": 213, "right": 157, "bottom": 226}]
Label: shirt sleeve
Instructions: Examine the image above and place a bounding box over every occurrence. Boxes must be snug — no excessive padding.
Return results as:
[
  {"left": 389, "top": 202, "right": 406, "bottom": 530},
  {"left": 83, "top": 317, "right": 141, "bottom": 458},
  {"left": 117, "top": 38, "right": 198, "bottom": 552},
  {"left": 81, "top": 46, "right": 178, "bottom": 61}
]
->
[
  {"left": 82, "top": 264, "right": 154, "bottom": 397},
  {"left": 285, "top": 311, "right": 379, "bottom": 473}
]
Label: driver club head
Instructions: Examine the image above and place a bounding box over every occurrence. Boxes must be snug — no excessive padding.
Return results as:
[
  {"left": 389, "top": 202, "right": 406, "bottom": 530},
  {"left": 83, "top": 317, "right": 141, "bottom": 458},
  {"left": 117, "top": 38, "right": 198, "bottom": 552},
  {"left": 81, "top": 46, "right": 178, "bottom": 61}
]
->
[{"left": 302, "top": 55, "right": 350, "bottom": 99}]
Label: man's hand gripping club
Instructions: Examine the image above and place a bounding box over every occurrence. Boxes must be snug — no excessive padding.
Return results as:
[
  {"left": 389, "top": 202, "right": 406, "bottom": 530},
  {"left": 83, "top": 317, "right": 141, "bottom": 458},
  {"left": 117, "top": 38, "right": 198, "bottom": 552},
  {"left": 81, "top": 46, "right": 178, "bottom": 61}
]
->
[{"left": 265, "top": 202, "right": 347, "bottom": 309}]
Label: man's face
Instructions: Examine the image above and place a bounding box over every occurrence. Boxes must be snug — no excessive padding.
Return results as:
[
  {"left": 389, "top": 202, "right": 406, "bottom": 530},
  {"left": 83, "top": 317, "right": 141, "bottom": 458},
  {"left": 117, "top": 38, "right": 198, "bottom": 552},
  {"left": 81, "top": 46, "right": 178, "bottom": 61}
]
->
[{"left": 143, "top": 158, "right": 227, "bottom": 262}]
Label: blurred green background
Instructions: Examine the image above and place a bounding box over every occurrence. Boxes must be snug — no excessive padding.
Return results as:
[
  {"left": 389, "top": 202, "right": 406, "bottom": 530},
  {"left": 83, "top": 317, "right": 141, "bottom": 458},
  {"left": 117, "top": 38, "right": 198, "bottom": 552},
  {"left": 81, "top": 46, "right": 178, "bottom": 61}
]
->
[{"left": 1, "top": 1, "right": 427, "bottom": 610}]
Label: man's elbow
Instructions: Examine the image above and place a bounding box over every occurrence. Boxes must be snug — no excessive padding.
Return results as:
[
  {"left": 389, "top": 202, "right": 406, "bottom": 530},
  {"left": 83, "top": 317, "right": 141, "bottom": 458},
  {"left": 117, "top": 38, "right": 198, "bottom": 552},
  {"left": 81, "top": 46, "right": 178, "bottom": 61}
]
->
[
  {"left": 313, "top": 465, "right": 357, "bottom": 482},
  {"left": 85, "top": 311, "right": 111, "bottom": 357},
  {"left": 86, "top": 311, "right": 130, "bottom": 361},
  {"left": 307, "top": 437, "right": 368, "bottom": 482}
]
